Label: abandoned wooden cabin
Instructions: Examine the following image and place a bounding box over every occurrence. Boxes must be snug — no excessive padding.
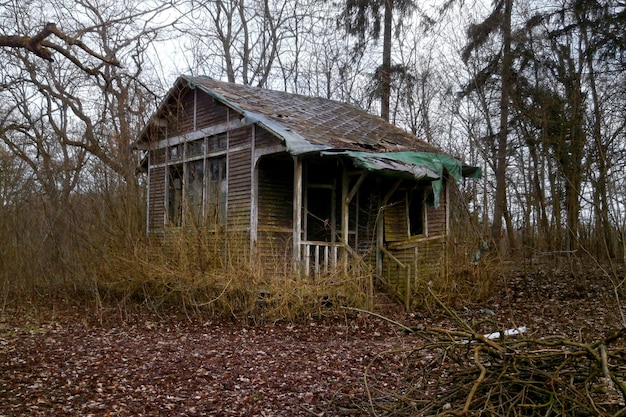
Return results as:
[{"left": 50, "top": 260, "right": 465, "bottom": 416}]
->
[{"left": 135, "top": 76, "right": 480, "bottom": 307}]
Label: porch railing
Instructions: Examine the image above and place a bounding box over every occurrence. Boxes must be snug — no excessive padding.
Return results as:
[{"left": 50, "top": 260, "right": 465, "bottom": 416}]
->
[
  {"left": 380, "top": 247, "right": 412, "bottom": 310},
  {"left": 300, "top": 241, "right": 346, "bottom": 277}
]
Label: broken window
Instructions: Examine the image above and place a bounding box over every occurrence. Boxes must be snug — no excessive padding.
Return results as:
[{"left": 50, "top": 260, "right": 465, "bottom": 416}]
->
[
  {"left": 208, "top": 133, "right": 227, "bottom": 151},
  {"left": 167, "top": 164, "right": 183, "bottom": 226},
  {"left": 165, "top": 134, "right": 227, "bottom": 227},
  {"left": 187, "top": 159, "right": 204, "bottom": 224},
  {"left": 408, "top": 188, "right": 425, "bottom": 236},
  {"left": 187, "top": 139, "right": 205, "bottom": 157},
  {"left": 206, "top": 157, "right": 226, "bottom": 225},
  {"left": 168, "top": 144, "right": 182, "bottom": 161},
  {"left": 384, "top": 186, "right": 426, "bottom": 242}
]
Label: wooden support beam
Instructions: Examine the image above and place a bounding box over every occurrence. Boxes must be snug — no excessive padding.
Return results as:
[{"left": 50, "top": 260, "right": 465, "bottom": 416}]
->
[
  {"left": 346, "top": 171, "right": 367, "bottom": 204},
  {"left": 250, "top": 126, "right": 258, "bottom": 259},
  {"left": 293, "top": 156, "right": 303, "bottom": 271},
  {"left": 341, "top": 168, "right": 349, "bottom": 274}
]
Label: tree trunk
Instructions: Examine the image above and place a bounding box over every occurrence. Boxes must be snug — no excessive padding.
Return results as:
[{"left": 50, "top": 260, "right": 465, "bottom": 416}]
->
[
  {"left": 491, "top": 0, "right": 512, "bottom": 245},
  {"left": 580, "top": 11, "right": 612, "bottom": 258},
  {"left": 381, "top": 0, "right": 393, "bottom": 122}
]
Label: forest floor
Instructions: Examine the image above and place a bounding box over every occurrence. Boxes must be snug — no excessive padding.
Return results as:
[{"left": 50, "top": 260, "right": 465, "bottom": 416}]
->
[{"left": 1, "top": 262, "right": 625, "bottom": 416}]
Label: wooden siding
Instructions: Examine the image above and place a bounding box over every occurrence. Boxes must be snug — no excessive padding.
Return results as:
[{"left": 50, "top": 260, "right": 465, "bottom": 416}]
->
[
  {"left": 169, "top": 89, "right": 196, "bottom": 137},
  {"left": 426, "top": 183, "right": 447, "bottom": 236},
  {"left": 152, "top": 148, "right": 166, "bottom": 165},
  {"left": 229, "top": 126, "right": 251, "bottom": 148},
  {"left": 160, "top": 88, "right": 230, "bottom": 142},
  {"left": 380, "top": 180, "right": 450, "bottom": 307},
  {"left": 384, "top": 199, "right": 408, "bottom": 242},
  {"left": 384, "top": 245, "right": 416, "bottom": 299},
  {"left": 256, "top": 155, "right": 293, "bottom": 267},
  {"left": 383, "top": 236, "right": 447, "bottom": 307},
  {"left": 258, "top": 156, "right": 293, "bottom": 231},
  {"left": 225, "top": 230, "right": 251, "bottom": 265},
  {"left": 255, "top": 127, "right": 283, "bottom": 149},
  {"left": 228, "top": 146, "right": 252, "bottom": 228},
  {"left": 256, "top": 231, "right": 293, "bottom": 272},
  {"left": 148, "top": 166, "right": 166, "bottom": 229},
  {"left": 414, "top": 237, "right": 447, "bottom": 278},
  {"left": 146, "top": 89, "right": 248, "bottom": 234},
  {"left": 195, "top": 92, "right": 228, "bottom": 129}
]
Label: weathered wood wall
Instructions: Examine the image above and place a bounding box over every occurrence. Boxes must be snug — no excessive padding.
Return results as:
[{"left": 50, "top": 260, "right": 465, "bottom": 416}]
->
[
  {"left": 254, "top": 127, "right": 282, "bottom": 149},
  {"left": 195, "top": 92, "right": 228, "bottom": 128},
  {"left": 382, "top": 182, "right": 450, "bottom": 305},
  {"left": 148, "top": 167, "right": 166, "bottom": 230},
  {"left": 426, "top": 185, "right": 447, "bottom": 236},
  {"left": 256, "top": 154, "right": 293, "bottom": 269},
  {"left": 146, "top": 87, "right": 255, "bottom": 237},
  {"left": 227, "top": 127, "right": 252, "bottom": 229},
  {"left": 384, "top": 198, "right": 408, "bottom": 242},
  {"left": 169, "top": 87, "right": 196, "bottom": 136}
]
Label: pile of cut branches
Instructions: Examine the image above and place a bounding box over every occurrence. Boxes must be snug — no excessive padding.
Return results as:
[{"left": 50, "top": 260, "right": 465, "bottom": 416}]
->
[{"left": 362, "top": 324, "right": 626, "bottom": 416}]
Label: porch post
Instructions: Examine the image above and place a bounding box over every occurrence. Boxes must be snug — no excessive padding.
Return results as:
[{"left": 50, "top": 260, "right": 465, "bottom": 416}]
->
[
  {"left": 341, "top": 168, "right": 349, "bottom": 273},
  {"left": 250, "top": 158, "right": 258, "bottom": 260},
  {"left": 376, "top": 215, "right": 384, "bottom": 277},
  {"left": 293, "top": 155, "right": 303, "bottom": 269},
  {"left": 377, "top": 179, "right": 403, "bottom": 277},
  {"left": 146, "top": 151, "right": 151, "bottom": 234}
]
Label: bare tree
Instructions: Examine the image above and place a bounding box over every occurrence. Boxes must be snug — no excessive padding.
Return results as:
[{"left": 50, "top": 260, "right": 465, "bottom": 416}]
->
[
  {"left": 0, "top": 0, "right": 175, "bottom": 180},
  {"left": 0, "top": 0, "right": 176, "bottom": 291},
  {"left": 461, "top": 0, "right": 514, "bottom": 247},
  {"left": 179, "top": 0, "right": 298, "bottom": 88}
]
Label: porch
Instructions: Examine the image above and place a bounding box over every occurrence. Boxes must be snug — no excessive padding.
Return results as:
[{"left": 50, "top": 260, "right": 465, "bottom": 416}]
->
[{"left": 253, "top": 151, "right": 461, "bottom": 308}]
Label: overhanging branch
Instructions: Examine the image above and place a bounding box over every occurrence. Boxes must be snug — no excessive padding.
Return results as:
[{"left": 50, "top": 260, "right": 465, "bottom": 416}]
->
[{"left": 0, "top": 22, "right": 120, "bottom": 68}]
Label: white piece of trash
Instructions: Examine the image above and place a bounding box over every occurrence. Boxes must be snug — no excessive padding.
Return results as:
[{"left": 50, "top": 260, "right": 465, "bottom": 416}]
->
[{"left": 484, "top": 326, "right": 527, "bottom": 340}]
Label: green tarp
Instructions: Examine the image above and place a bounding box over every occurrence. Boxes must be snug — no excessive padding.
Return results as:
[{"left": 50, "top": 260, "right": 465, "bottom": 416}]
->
[{"left": 323, "top": 151, "right": 482, "bottom": 207}]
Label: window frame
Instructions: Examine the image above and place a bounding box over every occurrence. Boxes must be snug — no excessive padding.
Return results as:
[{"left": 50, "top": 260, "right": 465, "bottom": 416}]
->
[
  {"left": 384, "top": 185, "right": 427, "bottom": 243},
  {"left": 408, "top": 187, "right": 426, "bottom": 237},
  {"left": 165, "top": 133, "right": 228, "bottom": 227}
]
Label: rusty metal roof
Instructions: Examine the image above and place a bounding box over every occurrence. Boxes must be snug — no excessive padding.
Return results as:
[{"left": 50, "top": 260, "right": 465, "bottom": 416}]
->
[{"left": 184, "top": 76, "right": 444, "bottom": 155}]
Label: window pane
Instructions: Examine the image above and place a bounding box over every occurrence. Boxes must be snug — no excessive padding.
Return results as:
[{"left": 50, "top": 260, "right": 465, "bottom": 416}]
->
[
  {"left": 168, "top": 144, "right": 182, "bottom": 161},
  {"left": 187, "top": 139, "right": 205, "bottom": 157},
  {"left": 167, "top": 164, "right": 183, "bottom": 226},
  {"left": 208, "top": 134, "right": 227, "bottom": 151},
  {"left": 187, "top": 160, "right": 204, "bottom": 224},
  {"left": 206, "top": 157, "right": 226, "bottom": 224}
]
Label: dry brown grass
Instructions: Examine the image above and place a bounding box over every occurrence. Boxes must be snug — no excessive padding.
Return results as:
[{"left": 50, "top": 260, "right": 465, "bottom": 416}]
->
[
  {"left": 0, "top": 176, "right": 503, "bottom": 321},
  {"left": 0, "top": 181, "right": 499, "bottom": 322},
  {"left": 94, "top": 224, "right": 372, "bottom": 323}
]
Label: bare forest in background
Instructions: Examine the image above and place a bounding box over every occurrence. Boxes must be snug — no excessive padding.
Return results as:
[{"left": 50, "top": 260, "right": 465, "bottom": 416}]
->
[{"left": 0, "top": 0, "right": 625, "bottom": 316}]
